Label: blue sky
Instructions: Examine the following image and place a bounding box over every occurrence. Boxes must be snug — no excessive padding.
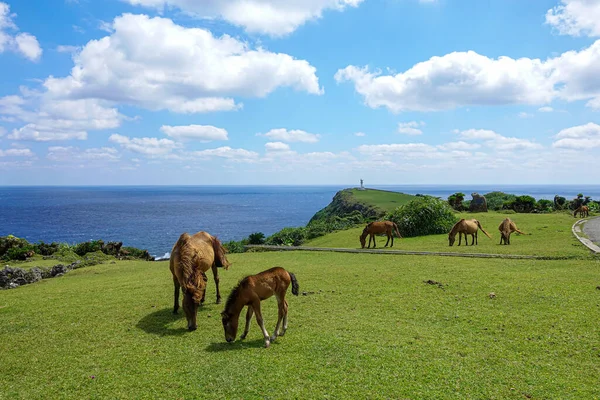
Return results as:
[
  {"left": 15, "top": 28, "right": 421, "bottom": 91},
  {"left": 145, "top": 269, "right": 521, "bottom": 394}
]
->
[{"left": 0, "top": 0, "right": 599, "bottom": 185}]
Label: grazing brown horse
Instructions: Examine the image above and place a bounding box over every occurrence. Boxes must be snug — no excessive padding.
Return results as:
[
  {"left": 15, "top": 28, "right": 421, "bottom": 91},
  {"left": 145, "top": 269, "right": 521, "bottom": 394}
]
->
[
  {"left": 448, "top": 218, "right": 492, "bottom": 246},
  {"left": 221, "top": 267, "right": 299, "bottom": 348},
  {"left": 170, "top": 231, "right": 231, "bottom": 331},
  {"left": 574, "top": 205, "right": 589, "bottom": 218},
  {"left": 359, "top": 220, "right": 402, "bottom": 248},
  {"left": 498, "top": 217, "right": 527, "bottom": 245}
]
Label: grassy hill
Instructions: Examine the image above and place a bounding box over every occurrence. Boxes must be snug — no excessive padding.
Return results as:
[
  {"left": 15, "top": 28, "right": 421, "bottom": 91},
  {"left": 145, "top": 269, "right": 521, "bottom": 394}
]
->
[
  {"left": 306, "top": 211, "right": 589, "bottom": 259},
  {"left": 308, "top": 188, "right": 415, "bottom": 224},
  {"left": 1, "top": 247, "right": 598, "bottom": 398}
]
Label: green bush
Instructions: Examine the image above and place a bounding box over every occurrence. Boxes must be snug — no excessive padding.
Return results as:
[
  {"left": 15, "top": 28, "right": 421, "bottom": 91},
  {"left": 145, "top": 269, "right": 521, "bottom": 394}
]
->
[
  {"left": 265, "top": 227, "right": 307, "bottom": 246},
  {"left": 223, "top": 240, "right": 246, "bottom": 254},
  {"left": 484, "top": 192, "right": 517, "bottom": 211},
  {"left": 73, "top": 240, "right": 104, "bottom": 256},
  {"left": 53, "top": 245, "right": 82, "bottom": 264},
  {"left": 385, "top": 197, "right": 458, "bottom": 238},
  {"left": 5, "top": 245, "right": 36, "bottom": 261},
  {"left": 506, "top": 195, "right": 537, "bottom": 213},
  {"left": 0, "top": 235, "right": 31, "bottom": 259},
  {"left": 536, "top": 199, "right": 553, "bottom": 213},
  {"left": 247, "top": 232, "right": 265, "bottom": 245},
  {"left": 447, "top": 192, "right": 466, "bottom": 211},
  {"left": 34, "top": 241, "right": 60, "bottom": 256}
]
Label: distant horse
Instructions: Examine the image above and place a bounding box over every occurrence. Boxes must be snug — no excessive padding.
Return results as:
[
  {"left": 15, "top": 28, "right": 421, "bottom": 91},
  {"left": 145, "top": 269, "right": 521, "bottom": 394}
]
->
[
  {"left": 170, "top": 231, "right": 231, "bottom": 331},
  {"left": 498, "top": 217, "right": 527, "bottom": 245},
  {"left": 221, "top": 267, "right": 299, "bottom": 348},
  {"left": 448, "top": 219, "right": 492, "bottom": 246},
  {"left": 359, "top": 221, "right": 402, "bottom": 249},
  {"left": 574, "top": 205, "right": 589, "bottom": 218}
]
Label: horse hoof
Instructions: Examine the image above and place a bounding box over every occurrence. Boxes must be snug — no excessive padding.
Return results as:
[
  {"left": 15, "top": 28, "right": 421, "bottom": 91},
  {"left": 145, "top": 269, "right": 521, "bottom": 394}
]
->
[
  {"left": 264, "top": 340, "right": 271, "bottom": 348},
  {"left": 270, "top": 335, "right": 277, "bottom": 341},
  {"left": 240, "top": 334, "right": 247, "bottom": 340},
  {"left": 216, "top": 299, "right": 221, "bottom": 304}
]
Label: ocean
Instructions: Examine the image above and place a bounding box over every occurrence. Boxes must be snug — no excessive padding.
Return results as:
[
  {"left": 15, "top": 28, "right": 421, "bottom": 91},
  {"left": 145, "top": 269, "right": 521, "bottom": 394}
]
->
[{"left": 1, "top": 184, "right": 598, "bottom": 259}]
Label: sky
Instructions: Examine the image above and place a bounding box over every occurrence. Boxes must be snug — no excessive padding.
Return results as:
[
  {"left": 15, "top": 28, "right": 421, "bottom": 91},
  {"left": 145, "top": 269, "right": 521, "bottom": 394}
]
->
[{"left": 0, "top": 0, "right": 599, "bottom": 185}]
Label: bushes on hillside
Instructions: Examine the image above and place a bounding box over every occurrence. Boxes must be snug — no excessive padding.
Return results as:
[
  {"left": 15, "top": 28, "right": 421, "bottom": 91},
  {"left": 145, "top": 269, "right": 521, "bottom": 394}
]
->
[
  {"left": 386, "top": 197, "right": 458, "bottom": 238},
  {"left": 484, "top": 192, "right": 517, "bottom": 211}
]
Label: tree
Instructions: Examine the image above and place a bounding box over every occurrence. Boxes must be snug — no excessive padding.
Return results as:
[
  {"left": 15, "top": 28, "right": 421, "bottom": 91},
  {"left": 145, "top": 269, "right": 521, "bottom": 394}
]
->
[
  {"left": 447, "top": 192, "right": 465, "bottom": 211},
  {"left": 386, "top": 197, "right": 458, "bottom": 238}
]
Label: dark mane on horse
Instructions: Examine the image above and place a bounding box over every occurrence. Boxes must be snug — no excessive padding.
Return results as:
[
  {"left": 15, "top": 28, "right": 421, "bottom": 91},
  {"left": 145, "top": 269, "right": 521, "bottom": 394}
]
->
[
  {"left": 224, "top": 277, "right": 250, "bottom": 313},
  {"left": 211, "top": 236, "right": 231, "bottom": 270},
  {"left": 174, "top": 233, "right": 205, "bottom": 303}
]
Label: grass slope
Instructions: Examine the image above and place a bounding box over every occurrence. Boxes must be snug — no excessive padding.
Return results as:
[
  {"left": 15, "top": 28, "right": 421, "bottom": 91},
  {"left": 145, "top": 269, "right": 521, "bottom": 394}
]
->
[
  {"left": 1, "top": 251, "right": 599, "bottom": 399},
  {"left": 348, "top": 188, "right": 415, "bottom": 214},
  {"left": 306, "top": 211, "right": 592, "bottom": 259}
]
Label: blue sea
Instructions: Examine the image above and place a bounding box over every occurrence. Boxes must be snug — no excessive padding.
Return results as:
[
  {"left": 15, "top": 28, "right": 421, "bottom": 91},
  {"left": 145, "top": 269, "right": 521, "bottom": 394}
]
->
[{"left": 1, "top": 184, "right": 598, "bottom": 259}]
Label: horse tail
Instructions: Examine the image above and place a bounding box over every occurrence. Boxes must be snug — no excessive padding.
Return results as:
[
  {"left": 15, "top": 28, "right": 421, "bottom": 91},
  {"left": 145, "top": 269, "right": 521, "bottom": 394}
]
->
[
  {"left": 476, "top": 220, "right": 492, "bottom": 238},
  {"left": 515, "top": 228, "right": 527, "bottom": 235},
  {"left": 289, "top": 272, "right": 299, "bottom": 296},
  {"left": 211, "top": 236, "right": 231, "bottom": 270},
  {"left": 393, "top": 222, "right": 402, "bottom": 238}
]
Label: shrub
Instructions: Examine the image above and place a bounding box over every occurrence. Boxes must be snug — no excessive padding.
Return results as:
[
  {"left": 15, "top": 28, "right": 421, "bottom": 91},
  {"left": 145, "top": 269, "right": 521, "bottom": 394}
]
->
[
  {"left": 484, "top": 192, "right": 517, "bottom": 211},
  {"left": 507, "top": 195, "right": 537, "bottom": 213},
  {"left": 223, "top": 240, "right": 246, "bottom": 254},
  {"left": 34, "top": 241, "right": 60, "bottom": 256},
  {"left": 447, "top": 192, "right": 466, "bottom": 211},
  {"left": 385, "top": 197, "right": 458, "bottom": 238},
  {"left": 554, "top": 195, "right": 567, "bottom": 210},
  {"left": 73, "top": 240, "right": 104, "bottom": 256},
  {"left": 0, "top": 235, "right": 31, "bottom": 259},
  {"left": 265, "top": 227, "right": 307, "bottom": 246},
  {"left": 247, "top": 232, "right": 266, "bottom": 245},
  {"left": 5, "top": 245, "right": 36, "bottom": 261},
  {"left": 536, "top": 199, "right": 553, "bottom": 213}
]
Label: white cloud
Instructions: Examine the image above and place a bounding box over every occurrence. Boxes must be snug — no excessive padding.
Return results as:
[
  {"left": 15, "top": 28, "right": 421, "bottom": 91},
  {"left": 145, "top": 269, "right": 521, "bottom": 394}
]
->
[
  {"left": 8, "top": 125, "right": 87, "bottom": 141},
  {"left": 357, "top": 143, "right": 437, "bottom": 156},
  {"left": 587, "top": 97, "right": 600, "bottom": 110},
  {"left": 258, "top": 128, "right": 320, "bottom": 143},
  {"left": 552, "top": 122, "right": 600, "bottom": 149},
  {"left": 546, "top": 0, "right": 600, "bottom": 37},
  {"left": 0, "top": 147, "right": 33, "bottom": 157},
  {"left": 354, "top": 132, "right": 366, "bottom": 137},
  {"left": 437, "top": 141, "right": 481, "bottom": 151},
  {"left": 265, "top": 141, "right": 291, "bottom": 152},
  {"left": 456, "top": 128, "right": 542, "bottom": 151},
  {"left": 335, "top": 40, "right": 600, "bottom": 112},
  {"left": 47, "top": 146, "right": 120, "bottom": 162},
  {"left": 109, "top": 134, "right": 180, "bottom": 156},
  {"left": 538, "top": 106, "right": 554, "bottom": 112},
  {"left": 397, "top": 121, "right": 425, "bottom": 135},
  {"left": 123, "top": 0, "right": 364, "bottom": 36},
  {"left": 160, "top": 125, "right": 228, "bottom": 141},
  {"left": 193, "top": 146, "right": 259, "bottom": 161},
  {"left": 43, "top": 14, "right": 322, "bottom": 114},
  {"left": 518, "top": 112, "right": 533, "bottom": 118},
  {"left": 0, "top": 3, "right": 42, "bottom": 61},
  {"left": 56, "top": 45, "right": 80, "bottom": 53}
]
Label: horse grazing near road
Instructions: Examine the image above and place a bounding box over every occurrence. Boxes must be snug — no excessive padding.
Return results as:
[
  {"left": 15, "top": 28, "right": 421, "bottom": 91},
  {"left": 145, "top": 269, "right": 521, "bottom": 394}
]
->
[
  {"left": 448, "top": 219, "right": 492, "bottom": 246},
  {"left": 359, "top": 221, "right": 402, "bottom": 249},
  {"left": 221, "top": 267, "right": 299, "bottom": 348},
  {"left": 498, "top": 217, "right": 527, "bottom": 245},
  {"left": 574, "top": 205, "right": 589, "bottom": 218},
  {"left": 170, "top": 231, "right": 231, "bottom": 331}
]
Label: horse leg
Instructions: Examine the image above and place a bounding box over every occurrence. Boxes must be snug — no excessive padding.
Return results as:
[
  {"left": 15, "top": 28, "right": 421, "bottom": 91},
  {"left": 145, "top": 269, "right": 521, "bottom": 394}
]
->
[
  {"left": 252, "top": 300, "right": 271, "bottom": 348},
  {"left": 172, "top": 276, "right": 180, "bottom": 314},
  {"left": 372, "top": 234, "right": 376, "bottom": 248},
  {"left": 240, "top": 306, "right": 253, "bottom": 340},
  {"left": 384, "top": 232, "right": 390, "bottom": 247},
  {"left": 473, "top": 232, "right": 477, "bottom": 245},
  {"left": 458, "top": 232, "right": 462, "bottom": 246},
  {"left": 271, "top": 294, "right": 285, "bottom": 341},
  {"left": 200, "top": 272, "right": 208, "bottom": 304},
  {"left": 280, "top": 299, "right": 289, "bottom": 337},
  {"left": 211, "top": 264, "right": 221, "bottom": 304}
]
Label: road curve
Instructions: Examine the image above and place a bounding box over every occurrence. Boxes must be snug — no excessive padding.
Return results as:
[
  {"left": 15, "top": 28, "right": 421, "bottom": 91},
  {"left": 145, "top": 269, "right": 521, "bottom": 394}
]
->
[{"left": 583, "top": 216, "right": 600, "bottom": 247}]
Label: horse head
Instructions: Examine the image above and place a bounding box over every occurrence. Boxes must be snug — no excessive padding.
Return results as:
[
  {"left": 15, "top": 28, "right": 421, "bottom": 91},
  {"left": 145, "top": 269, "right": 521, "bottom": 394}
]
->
[
  {"left": 221, "top": 311, "right": 239, "bottom": 343},
  {"left": 359, "top": 230, "right": 368, "bottom": 248},
  {"left": 448, "top": 232, "right": 456, "bottom": 246},
  {"left": 182, "top": 289, "right": 199, "bottom": 331}
]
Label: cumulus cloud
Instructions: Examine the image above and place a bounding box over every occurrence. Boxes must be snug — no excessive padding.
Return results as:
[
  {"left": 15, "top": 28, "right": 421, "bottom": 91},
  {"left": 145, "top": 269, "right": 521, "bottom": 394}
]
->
[
  {"left": 0, "top": 2, "right": 42, "bottom": 61},
  {"left": 193, "top": 146, "right": 260, "bottom": 161},
  {"left": 437, "top": 141, "right": 481, "bottom": 151},
  {"left": 354, "top": 132, "right": 366, "bottom": 137},
  {"left": 0, "top": 93, "right": 123, "bottom": 141},
  {"left": 456, "top": 129, "right": 542, "bottom": 151},
  {"left": 43, "top": 14, "right": 322, "bottom": 114},
  {"left": 109, "top": 134, "right": 180, "bottom": 156},
  {"left": 538, "top": 106, "right": 555, "bottom": 112},
  {"left": 258, "top": 128, "right": 320, "bottom": 143},
  {"left": 546, "top": 0, "right": 600, "bottom": 37},
  {"left": 265, "top": 141, "right": 291, "bottom": 152},
  {"left": 518, "top": 112, "right": 533, "bottom": 118},
  {"left": 123, "top": 0, "right": 364, "bottom": 36},
  {"left": 552, "top": 122, "right": 600, "bottom": 149},
  {"left": 160, "top": 125, "right": 228, "bottom": 141},
  {"left": 47, "top": 146, "right": 120, "bottom": 162},
  {"left": 397, "top": 121, "right": 425, "bottom": 135},
  {"left": 0, "top": 147, "right": 33, "bottom": 157},
  {"left": 335, "top": 40, "right": 600, "bottom": 112}
]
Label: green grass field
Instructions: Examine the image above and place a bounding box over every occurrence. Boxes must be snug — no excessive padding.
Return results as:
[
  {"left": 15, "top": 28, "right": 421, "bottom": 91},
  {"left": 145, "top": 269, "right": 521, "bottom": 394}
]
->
[
  {"left": 306, "top": 211, "right": 592, "bottom": 259},
  {"left": 1, "top": 246, "right": 600, "bottom": 399},
  {"left": 348, "top": 188, "right": 416, "bottom": 213}
]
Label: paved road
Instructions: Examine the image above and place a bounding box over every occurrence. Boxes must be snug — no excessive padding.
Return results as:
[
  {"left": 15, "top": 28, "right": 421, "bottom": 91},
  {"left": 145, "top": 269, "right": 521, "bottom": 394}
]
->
[{"left": 583, "top": 217, "right": 600, "bottom": 246}]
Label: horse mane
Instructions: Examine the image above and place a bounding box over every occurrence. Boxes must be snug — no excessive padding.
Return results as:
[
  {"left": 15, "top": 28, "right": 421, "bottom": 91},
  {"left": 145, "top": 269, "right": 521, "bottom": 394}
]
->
[
  {"left": 449, "top": 219, "right": 465, "bottom": 235},
  {"left": 211, "top": 236, "right": 231, "bottom": 270},
  {"left": 175, "top": 233, "right": 206, "bottom": 303},
  {"left": 224, "top": 277, "right": 249, "bottom": 314}
]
